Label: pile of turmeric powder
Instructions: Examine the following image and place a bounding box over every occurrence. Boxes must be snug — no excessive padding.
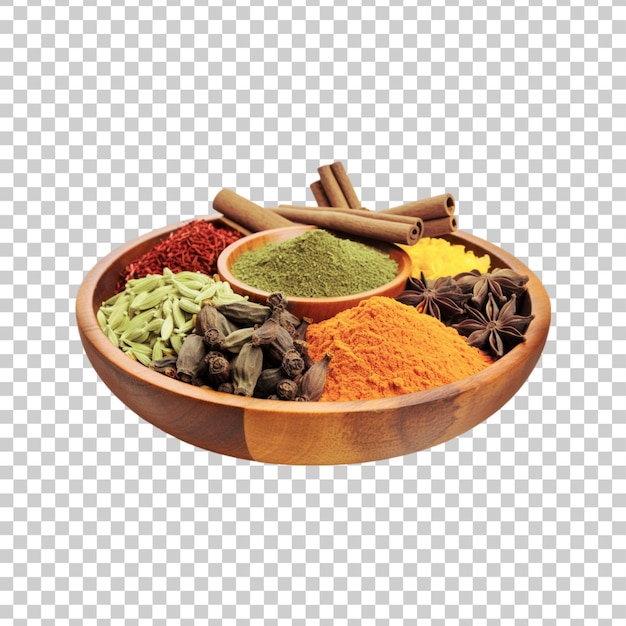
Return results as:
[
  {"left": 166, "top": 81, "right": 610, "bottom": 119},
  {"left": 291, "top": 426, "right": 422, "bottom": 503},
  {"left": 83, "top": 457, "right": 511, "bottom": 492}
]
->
[{"left": 305, "top": 296, "right": 492, "bottom": 402}]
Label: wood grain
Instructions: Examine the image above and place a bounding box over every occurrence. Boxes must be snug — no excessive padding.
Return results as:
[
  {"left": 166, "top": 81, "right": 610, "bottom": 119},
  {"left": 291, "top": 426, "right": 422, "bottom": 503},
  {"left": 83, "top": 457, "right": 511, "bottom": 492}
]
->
[{"left": 76, "top": 216, "right": 551, "bottom": 465}]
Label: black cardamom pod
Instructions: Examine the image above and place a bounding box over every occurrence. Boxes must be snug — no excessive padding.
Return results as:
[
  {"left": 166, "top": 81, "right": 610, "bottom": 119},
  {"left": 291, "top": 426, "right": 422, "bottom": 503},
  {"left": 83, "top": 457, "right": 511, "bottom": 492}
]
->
[
  {"left": 281, "top": 348, "right": 306, "bottom": 379},
  {"left": 202, "top": 327, "right": 226, "bottom": 351},
  {"left": 276, "top": 378, "right": 298, "bottom": 401},
  {"left": 292, "top": 316, "right": 313, "bottom": 342},
  {"left": 251, "top": 309, "right": 281, "bottom": 346},
  {"left": 175, "top": 334, "right": 207, "bottom": 385},
  {"left": 296, "top": 353, "right": 332, "bottom": 402},
  {"left": 222, "top": 326, "right": 255, "bottom": 353},
  {"left": 217, "top": 381, "right": 235, "bottom": 394},
  {"left": 267, "top": 325, "right": 295, "bottom": 364},
  {"left": 231, "top": 342, "right": 264, "bottom": 396},
  {"left": 204, "top": 352, "right": 232, "bottom": 387},
  {"left": 266, "top": 292, "right": 288, "bottom": 310},
  {"left": 151, "top": 355, "right": 178, "bottom": 378},
  {"left": 216, "top": 300, "right": 271, "bottom": 326},
  {"left": 292, "top": 339, "right": 315, "bottom": 370},
  {"left": 253, "top": 366, "right": 284, "bottom": 398},
  {"left": 195, "top": 303, "right": 236, "bottom": 337}
]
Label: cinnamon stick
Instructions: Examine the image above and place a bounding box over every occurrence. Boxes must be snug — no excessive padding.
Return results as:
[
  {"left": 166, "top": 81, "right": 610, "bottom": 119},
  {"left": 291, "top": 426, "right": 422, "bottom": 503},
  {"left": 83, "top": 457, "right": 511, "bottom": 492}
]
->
[
  {"left": 421, "top": 215, "right": 458, "bottom": 238},
  {"left": 310, "top": 180, "right": 330, "bottom": 207},
  {"left": 212, "top": 189, "right": 294, "bottom": 233},
  {"left": 270, "top": 206, "right": 422, "bottom": 246},
  {"left": 329, "top": 162, "right": 361, "bottom": 209},
  {"left": 317, "top": 165, "right": 350, "bottom": 208},
  {"left": 382, "top": 194, "right": 456, "bottom": 221},
  {"left": 278, "top": 205, "right": 423, "bottom": 231}
]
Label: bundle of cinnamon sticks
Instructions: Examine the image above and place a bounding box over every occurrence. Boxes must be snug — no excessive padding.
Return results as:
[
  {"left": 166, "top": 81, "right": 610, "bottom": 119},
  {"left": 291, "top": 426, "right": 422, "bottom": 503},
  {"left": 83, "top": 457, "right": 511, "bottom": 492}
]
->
[{"left": 212, "top": 161, "right": 458, "bottom": 246}]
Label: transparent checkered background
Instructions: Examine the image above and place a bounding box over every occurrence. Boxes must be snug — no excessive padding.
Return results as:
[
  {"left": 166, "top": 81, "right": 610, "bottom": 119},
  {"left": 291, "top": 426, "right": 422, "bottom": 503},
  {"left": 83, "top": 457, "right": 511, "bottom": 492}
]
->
[{"left": 1, "top": 1, "right": 625, "bottom": 624}]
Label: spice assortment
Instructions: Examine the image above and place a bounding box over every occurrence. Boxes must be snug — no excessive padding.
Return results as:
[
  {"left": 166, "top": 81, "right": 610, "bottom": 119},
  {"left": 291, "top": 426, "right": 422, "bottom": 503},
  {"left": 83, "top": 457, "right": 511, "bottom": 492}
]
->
[
  {"left": 98, "top": 268, "right": 246, "bottom": 366},
  {"left": 152, "top": 293, "right": 332, "bottom": 401},
  {"left": 95, "top": 160, "right": 538, "bottom": 404},
  {"left": 230, "top": 229, "right": 399, "bottom": 298}
]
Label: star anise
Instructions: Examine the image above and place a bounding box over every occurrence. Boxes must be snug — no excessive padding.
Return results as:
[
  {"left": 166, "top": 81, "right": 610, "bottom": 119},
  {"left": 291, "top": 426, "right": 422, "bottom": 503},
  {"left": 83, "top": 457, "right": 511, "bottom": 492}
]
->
[
  {"left": 453, "top": 292, "right": 534, "bottom": 358},
  {"left": 454, "top": 268, "right": 529, "bottom": 310},
  {"left": 396, "top": 273, "right": 469, "bottom": 325}
]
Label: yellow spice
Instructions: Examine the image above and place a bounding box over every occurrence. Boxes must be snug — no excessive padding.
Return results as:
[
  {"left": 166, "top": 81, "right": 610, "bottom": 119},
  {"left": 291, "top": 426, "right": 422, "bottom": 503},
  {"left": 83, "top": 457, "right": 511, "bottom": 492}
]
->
[{"left": 400, "top": 237, "right": 491, "bottom": 280}]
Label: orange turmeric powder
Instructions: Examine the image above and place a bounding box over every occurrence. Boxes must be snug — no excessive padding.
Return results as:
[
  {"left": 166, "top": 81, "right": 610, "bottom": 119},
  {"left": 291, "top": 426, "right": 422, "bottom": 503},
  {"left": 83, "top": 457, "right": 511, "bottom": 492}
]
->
[{"left": 305, "top": 296, "right": 492, "bottom": 402}]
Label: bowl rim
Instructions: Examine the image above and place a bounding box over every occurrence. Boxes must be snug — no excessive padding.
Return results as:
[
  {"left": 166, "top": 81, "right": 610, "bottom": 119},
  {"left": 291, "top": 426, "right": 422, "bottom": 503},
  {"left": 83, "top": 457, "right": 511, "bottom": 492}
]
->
[
  {"left": 76, "top": 218, "right": 551, "bottom": 416},
  {"left": 216, "top": 224, "right": 413, "bottom": 305}
]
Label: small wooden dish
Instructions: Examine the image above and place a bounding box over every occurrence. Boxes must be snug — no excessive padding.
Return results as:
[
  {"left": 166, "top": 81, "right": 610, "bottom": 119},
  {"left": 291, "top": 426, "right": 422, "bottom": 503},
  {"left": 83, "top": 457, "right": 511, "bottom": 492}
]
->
[
  {"left": 216, "top": 225, "right": 413, "bottom": 322},
  {"left": 76, "top": 215, "right": 551, "bottom": 465}
]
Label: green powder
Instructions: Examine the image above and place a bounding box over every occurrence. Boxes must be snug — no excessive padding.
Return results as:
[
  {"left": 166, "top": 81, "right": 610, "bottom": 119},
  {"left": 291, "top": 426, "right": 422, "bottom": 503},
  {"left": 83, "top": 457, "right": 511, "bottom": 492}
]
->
[{"left": 231, "top": 229, "right": 399, "bottom": 298}]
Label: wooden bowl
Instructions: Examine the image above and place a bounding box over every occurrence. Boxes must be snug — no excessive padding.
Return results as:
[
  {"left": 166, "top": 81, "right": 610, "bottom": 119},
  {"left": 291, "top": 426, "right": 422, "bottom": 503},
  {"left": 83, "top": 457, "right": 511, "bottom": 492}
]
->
[
  {"left": 216, "top": 225, "right": 412, "bottom": 322},
  {"left": 76, "top": 216, "right": 551, "bottom": 465}
]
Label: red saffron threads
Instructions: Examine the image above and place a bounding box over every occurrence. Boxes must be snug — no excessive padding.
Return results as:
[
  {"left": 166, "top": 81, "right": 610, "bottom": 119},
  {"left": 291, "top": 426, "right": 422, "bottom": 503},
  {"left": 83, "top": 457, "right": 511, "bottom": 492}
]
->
[{"left": 116, "top": 220, "right": 242, "bottom": 292}]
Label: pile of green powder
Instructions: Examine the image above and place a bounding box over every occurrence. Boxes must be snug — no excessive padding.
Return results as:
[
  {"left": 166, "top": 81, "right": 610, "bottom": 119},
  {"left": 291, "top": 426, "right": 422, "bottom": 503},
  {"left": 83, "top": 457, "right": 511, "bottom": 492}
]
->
[{"left": 231, "top": 229, "right": 399, "bottom": 298}]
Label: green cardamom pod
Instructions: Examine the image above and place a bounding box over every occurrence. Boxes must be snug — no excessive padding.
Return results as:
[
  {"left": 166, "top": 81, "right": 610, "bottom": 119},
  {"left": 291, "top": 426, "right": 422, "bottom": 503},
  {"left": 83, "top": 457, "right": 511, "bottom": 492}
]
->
[
  {"left": 97, "top": 308, "right": 108, "bottom": 332},
  {"left": 171, "top": 278, "right": 201, "bottom": 300},
  {"left": 169, "top": 333, "right": 184, "bottom": 354},
  {"left": 151, "top": 338, "right": 165, "bottom": 362},
  {"left": 194, "top": 282, "right": 218, "bottom": 304},
  {"left": 121, "top": 340, "right": 153, "bottom": 357},
  {"left": 101, "top": 290, "right": 128, "bottom": 308},
  {"left": 126, "top": 274, "right": 164, "bottom": 294},
  {"left": 134, "top": 351, "right": 153, "bottom": 367},
  {"left": 171, "top": 298, "right": 187, "bottom": 329},
  {"left": 107, "top": 305, "right": 128, "bottom": 331},
  {"left": 143, "top": 318, "right": 165, "bottom": 334},
  {"left": 162, "top": 298, "right": 173, "bottom": 318},
  {"left": 127, "top": 308, "right": 157, "bottom": 327},
  {"left": 175, "top": 317, "right": 195, "bottom": 335},
  {"left": 120, "top": 326, "right": 150, "bottom": 344},
  {"left": 160, "top": 314, "right": 174, "bottom": 341},
  {"left": 104, "top": 325, "right": 119, "bottom": 348},
  {"left": 173, "top": 273, "right": 208, "bottom": 291},
  {"left": 130, "top": 285, "right": 173, "bottom": 311},
  {"left": 177, "top": 297, "right": 201, "bottom": 315}
]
